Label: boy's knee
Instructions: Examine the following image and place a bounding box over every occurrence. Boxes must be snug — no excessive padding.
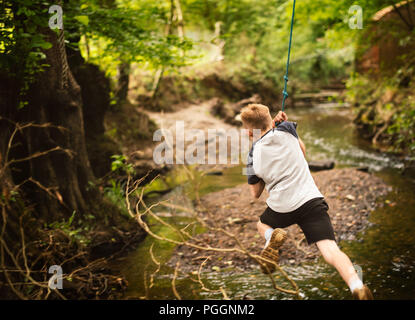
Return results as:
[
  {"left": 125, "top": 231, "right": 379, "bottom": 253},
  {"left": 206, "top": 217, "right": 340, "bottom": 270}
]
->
[
  {"left": 257, "top": 220, "right": 263, "bottom": 231},
  {"left": 257, "top": 220, "right": 270, "bottom": 233}
]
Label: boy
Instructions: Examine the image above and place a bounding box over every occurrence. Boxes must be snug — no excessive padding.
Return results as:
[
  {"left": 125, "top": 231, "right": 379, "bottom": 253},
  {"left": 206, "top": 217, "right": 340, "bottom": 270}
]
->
[{"left": 241, "top": 103, "right": 373, "bottom": 300}]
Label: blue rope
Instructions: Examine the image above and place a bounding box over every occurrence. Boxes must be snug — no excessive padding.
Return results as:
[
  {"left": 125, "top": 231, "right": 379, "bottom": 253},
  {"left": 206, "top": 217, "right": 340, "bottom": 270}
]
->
[{"left": 281, "top": 0, "right": 296, "bottom": 113}]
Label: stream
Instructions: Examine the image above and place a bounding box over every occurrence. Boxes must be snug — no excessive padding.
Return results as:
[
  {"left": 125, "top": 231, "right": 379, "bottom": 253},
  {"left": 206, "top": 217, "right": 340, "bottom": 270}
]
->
[{"left": 111, "top": 104, "right": 415, "bottom": 300}]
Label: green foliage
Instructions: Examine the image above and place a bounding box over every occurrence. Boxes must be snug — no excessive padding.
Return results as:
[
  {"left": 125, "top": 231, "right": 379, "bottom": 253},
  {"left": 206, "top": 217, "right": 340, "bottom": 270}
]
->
[
  {"left": 104, "top": 179, "right": 130, "bottom": 218},
  {"left": 3, "top": 0, "right": 414, "bottom": 155},
  {"left": 47, "top": 211, "right": 93, "bottom": 245},
  {"left": 64, "top": 0, "right": 194, "bottom": 77},
  {"left": 107, "top": 155, "right": 135, "bottom": 218},
  {"left": 48, "top": 211, "right": 77, "bottom": 230},
  {"left": 180, "top": 0, "right": 411, "bottom": 88},
  {"left": 1, "top": 0, "right": 195, "bottom": 108},
  {"left": 180, "top": 0, "right": 361, "bottom": 88},
  {"left": 345, "top": 72, "right": 375, "bottom": 105},
  {"left": 0, "top": 190, "right": 19, "bottom": 204},
  {"left": 0, "top": 0, "right": 53, "bottom": 108},
  {"left": 3, "top": 0, "right": 406, "bottom": 107},
  {"left": 110, "top": 154, "right": 134, "bottom": 174},
  {"left": 387, "top": 98, "right": 415, "bottom": 154},
  {"left": 346, "top": 72, "right": 415, "bottom": 156}
]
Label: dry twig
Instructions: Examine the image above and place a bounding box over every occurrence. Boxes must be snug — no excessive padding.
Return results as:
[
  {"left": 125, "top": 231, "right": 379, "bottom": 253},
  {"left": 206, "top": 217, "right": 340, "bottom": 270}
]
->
[{"left": 124, "top": 165, "right": 301, "bottom": 299}]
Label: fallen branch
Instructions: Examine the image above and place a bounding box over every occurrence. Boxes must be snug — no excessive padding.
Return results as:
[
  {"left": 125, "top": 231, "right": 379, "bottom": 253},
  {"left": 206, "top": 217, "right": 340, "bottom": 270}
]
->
[{"left": 125, "top": 165, "right": 301, "bottom": 299}]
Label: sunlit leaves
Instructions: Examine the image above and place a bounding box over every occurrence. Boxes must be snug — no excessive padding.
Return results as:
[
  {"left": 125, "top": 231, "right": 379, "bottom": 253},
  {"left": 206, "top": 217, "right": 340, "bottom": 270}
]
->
[
  {"left": 74, "top": 15, "right": 89, "bottom": 26},
  {"left": 64, "top": 0, "right": 193, "bottom": 75}
]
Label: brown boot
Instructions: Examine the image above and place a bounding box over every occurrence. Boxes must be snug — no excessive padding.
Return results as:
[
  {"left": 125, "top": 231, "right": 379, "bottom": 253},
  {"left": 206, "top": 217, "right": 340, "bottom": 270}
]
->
[
  {"left": 352, "top": 285, "right": 374, "bottom": 300},
  {"left": 259, "top": 228, "right": 287, "bottom": 274}
]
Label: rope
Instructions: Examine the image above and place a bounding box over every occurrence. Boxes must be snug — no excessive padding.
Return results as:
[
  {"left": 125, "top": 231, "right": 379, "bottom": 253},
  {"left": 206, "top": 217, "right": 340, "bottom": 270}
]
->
[
  {"left": 281, "top": 0, "right": 296, "bottom": 113},
  {"left": 58, "top": 28, "right": 69, "bottom": 89},
  {"left": 57, "top": 0, "right": 68, "bottom": 89}
]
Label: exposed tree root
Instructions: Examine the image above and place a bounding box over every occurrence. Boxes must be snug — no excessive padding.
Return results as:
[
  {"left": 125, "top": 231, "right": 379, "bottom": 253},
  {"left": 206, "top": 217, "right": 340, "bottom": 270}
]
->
[{"left": 0, "top": 120, "right": 137, "bottom": 299}]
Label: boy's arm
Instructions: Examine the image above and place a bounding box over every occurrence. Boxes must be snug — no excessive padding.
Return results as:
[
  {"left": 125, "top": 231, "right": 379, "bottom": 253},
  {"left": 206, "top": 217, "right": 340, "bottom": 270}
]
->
[
  {"left": 247, "top": 150, "right": 264, "bottom": 198},
  {"left": 249, "top": 180, "right": 265, "bottom": 199},
  {"left": 273, "top": 110, "right": 306, "bottom": 157},
  {"left": 298, "top": 137, "right": 306, "bottom": 157}
]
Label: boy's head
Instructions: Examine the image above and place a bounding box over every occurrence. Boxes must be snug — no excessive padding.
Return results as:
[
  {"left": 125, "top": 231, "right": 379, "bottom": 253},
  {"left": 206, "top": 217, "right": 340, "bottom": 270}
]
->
[{"left": 240, "top": 104, "right": 273, "bottom": 136}]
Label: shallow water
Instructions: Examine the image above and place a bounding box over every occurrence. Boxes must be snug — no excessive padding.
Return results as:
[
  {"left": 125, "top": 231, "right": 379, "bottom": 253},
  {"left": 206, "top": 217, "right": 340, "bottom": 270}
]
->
[{"left": 111, "top": 105, "right": 415, "bottom": 300}]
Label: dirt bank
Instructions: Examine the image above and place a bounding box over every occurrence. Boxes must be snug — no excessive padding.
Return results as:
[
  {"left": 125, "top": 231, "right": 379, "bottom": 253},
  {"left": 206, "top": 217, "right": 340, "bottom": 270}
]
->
[
  {"left": 144, "top": 99, "right": 237, "bottom": 171},
  {"left": 168, "top": 168, "right": 392, "bottom": 273}
]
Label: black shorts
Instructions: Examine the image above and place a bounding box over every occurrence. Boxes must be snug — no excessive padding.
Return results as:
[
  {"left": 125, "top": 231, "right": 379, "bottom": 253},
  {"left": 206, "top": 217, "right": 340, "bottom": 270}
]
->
[{"left": 259, "top": 197, "right": 336, "bottom": 245}]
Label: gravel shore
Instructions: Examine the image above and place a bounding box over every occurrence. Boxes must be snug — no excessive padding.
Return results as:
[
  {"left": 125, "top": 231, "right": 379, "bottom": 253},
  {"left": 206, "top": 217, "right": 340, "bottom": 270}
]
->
[{"left": 168, "top": 168, "right": 392, "bottom": 273}]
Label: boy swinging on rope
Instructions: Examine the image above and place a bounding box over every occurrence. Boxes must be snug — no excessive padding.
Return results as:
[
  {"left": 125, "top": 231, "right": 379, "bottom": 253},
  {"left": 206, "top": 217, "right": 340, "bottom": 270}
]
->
[{"left": 241, "top": 103, "right": 373, "bottom": 300}]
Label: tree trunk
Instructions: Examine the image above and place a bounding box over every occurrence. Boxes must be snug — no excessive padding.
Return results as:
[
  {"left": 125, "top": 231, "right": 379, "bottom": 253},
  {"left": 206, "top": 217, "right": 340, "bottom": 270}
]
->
[
  {"left": 33, "top": 29, "right": 94, "bottom": 217},
  {"left": 3, "top": 27, "right": 98, "bottom": 221},
  {"left": 173, "top": 0, "right": 185, "bottom": 39},
  {"left": 66, "top": 43, "right": 121, "bottom": 178},
  {"left": 116, "top": 62, "right": 130, "bottom": 103},
  {"left": 151, "top": 0, "right": 180, "bottom": 99}
]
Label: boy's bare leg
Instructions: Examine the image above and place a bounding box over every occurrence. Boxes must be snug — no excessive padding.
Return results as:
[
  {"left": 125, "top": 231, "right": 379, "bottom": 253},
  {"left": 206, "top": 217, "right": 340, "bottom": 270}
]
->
[
  {"left": 257, "top": 220, "right": 272, "bottom": 239},
  {"left": 316, "top": 239, "right": 373, "bottom": 299},
  {"left": 316, "top": 239, "right": 359, "bottom": 284}
]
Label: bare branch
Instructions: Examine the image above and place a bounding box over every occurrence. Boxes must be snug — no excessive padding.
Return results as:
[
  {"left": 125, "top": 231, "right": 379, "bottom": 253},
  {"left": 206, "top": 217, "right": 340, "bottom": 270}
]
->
[
  {"left": 125, "top": 165, "right": 301, "bottom": 299},
  {"left": 172, "top": 261, "right": 181, "bottom": 300}
]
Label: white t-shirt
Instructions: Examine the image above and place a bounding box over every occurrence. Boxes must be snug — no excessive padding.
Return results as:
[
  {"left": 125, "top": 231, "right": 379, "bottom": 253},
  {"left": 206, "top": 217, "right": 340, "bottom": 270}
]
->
[{"left": 246, "top": 122, "right": 323, "bottom": 213}]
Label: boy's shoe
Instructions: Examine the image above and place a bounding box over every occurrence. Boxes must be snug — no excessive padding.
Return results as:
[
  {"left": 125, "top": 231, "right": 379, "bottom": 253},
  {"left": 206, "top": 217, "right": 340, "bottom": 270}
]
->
[
  {"left": 259, "top": 228, "right": 287, "bottom": 274},
  {"left": 352, "top": 285, "right": 374, "bottom": 300}
]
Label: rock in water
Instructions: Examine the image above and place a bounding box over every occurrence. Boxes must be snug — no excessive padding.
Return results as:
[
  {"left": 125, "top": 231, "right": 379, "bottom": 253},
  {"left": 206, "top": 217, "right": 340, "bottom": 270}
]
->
[
  {"left": 308, "top": 160, "right": 335, "bottom": 172},
  {"left": 206, "top": 171, "right": 223, "bottom": 176}
]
